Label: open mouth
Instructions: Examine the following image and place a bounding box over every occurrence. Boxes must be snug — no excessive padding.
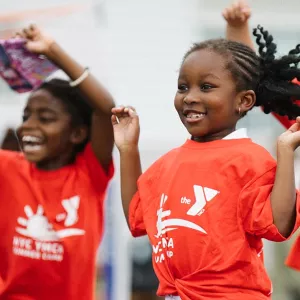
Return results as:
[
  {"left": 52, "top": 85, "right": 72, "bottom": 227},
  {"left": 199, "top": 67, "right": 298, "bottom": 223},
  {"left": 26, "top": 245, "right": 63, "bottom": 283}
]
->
[
  {"left": 21, "top": 135, "right": 44, "bottom": 153},
  {"left": 183, "top": 110, "right": 206, "bottom": 123}
]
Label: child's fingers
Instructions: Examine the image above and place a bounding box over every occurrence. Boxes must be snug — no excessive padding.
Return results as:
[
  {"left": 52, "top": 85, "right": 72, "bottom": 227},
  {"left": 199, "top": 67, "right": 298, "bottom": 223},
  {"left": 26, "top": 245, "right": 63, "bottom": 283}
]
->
[
  {"left": 226, "top": 7, "right": 235, "bottom": 20},
  {"left": 238, "top": 0, "right": 249, "bottom": 9},
  {"left": 128, "top": 108, "right": 138, "bottom": 118},
  {"left": 241, "top": 7, "right": 251, "bottom": 19},
  {"left": 230, "top": 1, "right": 240, "bottom": 18},
  {"left": 287, "top": 121, "right": 300, "bottom": 134},
  {"left": 29, "top": 24, "right": 38, "bottom": 32},
  {"left": 111, "top": 106, "right": 125, "bottom": 114},
  {"left": 22, "top": 27, "right": 34, "bottom": 39},
  {"left": 111, "top": 115, "right": 119, "bottom": 126}
]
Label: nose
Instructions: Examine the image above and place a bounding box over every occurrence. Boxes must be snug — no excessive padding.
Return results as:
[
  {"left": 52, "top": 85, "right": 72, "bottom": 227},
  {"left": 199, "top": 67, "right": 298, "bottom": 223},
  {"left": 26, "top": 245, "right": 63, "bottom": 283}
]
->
[
  {"left": 183, "top": 89, "right": 201, "bottom": 105},
  {"left": 21, "top": 115, "right": 38, "bottom": 130}
]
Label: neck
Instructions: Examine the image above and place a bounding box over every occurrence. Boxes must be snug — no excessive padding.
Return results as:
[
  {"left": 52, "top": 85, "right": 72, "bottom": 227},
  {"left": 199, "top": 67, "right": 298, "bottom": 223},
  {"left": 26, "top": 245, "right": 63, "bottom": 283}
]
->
[
  {"left": 192, "top": 127, "right": 236, "bottom": 143},
  {"left": 35, "top": 151, "right": 76, "bottom": 171}
]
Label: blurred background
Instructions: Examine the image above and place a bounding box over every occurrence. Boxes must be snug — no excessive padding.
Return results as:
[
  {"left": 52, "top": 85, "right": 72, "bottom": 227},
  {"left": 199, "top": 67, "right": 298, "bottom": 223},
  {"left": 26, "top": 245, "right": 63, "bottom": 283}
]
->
[{"left": 0, "top": 0, "right": 300, "bottom": 299}]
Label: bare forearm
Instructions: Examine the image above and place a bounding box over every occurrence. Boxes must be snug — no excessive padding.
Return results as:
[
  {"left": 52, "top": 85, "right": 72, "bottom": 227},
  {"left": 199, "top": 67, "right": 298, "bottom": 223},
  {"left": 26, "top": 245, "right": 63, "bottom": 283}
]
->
[
  {"left": 46, "top": 42, "right": 114, "bottom": 114},
  {"left": 271, "top": 147, "right": 297, "bottom": 237},
  {"left": 226, "top": 23, "right": 255, "bottom": 51},
  {"left": 120, "top": 147, "right": 142, "bottom": 224}
]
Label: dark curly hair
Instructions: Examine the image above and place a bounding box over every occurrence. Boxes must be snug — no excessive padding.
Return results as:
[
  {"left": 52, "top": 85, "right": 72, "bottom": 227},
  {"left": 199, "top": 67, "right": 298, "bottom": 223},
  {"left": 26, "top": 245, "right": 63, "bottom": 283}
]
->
[
  {"left": 183, "top": 25, "right": 300, "bottom": 120},
  {"left": 37, "top": 78, "right": 92, "bottom": 153}
]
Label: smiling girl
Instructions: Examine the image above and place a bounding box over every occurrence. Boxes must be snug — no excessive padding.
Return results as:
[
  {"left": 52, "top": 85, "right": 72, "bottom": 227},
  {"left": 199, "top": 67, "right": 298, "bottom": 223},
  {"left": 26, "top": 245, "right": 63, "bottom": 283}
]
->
[
  {"left": 112, "top": 26, "right": 300, "bottom": 300},
  {"left": 0, "top": 25, "right": 114, "bottom": 300}
]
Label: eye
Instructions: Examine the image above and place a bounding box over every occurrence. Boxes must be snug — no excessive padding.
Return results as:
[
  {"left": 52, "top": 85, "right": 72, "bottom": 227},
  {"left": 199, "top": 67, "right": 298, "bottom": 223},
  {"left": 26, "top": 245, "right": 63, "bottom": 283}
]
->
[
  {"left": 178, "top": 84, "right": 188, "bottom": 92},
  {"left": 201, "top": 83, "right": 214, "bottom": 91},
  {"left": 39, "top": 116, "right": 56, "bottom": 123},
  {"left": 22, "top": 114, "right": 29, "bottom": 122}
]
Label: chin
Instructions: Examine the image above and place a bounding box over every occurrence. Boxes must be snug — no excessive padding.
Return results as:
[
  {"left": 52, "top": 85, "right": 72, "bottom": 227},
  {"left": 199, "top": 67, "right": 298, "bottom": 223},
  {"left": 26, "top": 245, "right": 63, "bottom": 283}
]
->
[
  {"left": 23, "top": 152, "right": 46, "bottom": 164},
  {"left": 186, "top": 127, "right": 210, "bottom": 138}
]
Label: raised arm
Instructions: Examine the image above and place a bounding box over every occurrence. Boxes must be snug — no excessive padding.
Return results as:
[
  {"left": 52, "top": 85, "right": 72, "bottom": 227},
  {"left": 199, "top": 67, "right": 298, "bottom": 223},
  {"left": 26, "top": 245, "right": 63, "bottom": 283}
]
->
[
  {"left": 20, "top": 25, "right": 115, "bottom": 172},
  {"left": 111, "top": 106, "right": 142, "bottom": 224},
  {"left": 223, "top": 0, "right": 255, "bottom": 51},
  {"left": 271, "top": 119, "right": 300, "bottom": 237}
]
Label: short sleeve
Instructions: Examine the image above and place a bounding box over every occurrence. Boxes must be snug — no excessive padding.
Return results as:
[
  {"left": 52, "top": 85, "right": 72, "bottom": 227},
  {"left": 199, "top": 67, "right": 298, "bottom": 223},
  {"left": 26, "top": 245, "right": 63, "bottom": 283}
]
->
[
  {"left": 129, "top": 191, "right": 147, "bottom": 237},
  {"left": 76, "top": 143, "right": 114, "bottom": 193},
  {"left": 239, "top": 167, "right": 300, "bottom": 242},
  {"left": 128, "top": 155, "right": 165, "bottom": 238}
]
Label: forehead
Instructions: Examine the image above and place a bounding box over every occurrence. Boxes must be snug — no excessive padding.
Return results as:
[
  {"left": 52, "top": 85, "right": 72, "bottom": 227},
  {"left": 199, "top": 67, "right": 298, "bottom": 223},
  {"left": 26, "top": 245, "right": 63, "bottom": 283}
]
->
[
  {"left": 25, "top": 89, "right": 67, "bottom": 113},
  {"left": 180, "top": 49, "right": 229, "bottom": 79}
]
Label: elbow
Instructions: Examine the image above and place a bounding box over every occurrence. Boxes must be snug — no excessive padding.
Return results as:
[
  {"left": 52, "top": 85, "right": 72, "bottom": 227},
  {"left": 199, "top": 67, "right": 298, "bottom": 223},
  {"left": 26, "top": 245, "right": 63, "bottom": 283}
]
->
[{"left": 274, "top": 212, "right": 297, "bottom": 238}]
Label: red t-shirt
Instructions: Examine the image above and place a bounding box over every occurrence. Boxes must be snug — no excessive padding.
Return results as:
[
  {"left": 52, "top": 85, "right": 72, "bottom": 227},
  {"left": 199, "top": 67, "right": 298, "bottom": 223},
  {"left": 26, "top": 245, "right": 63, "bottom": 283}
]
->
[
  {"left": 129, "top": 138, "right": 300, "bottom": 300},
  {"left": 0, "top": 143, "right": 114, "bottom": 300}
]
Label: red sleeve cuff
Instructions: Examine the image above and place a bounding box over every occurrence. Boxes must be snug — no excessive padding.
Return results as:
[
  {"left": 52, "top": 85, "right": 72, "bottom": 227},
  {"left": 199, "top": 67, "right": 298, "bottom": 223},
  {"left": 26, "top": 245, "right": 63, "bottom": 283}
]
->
[
  {"left": 129, "top": 191, "right": 147, "bottom": 237},
  {"left": 266, "top": 190, "right": 300, "bottom": 242}
]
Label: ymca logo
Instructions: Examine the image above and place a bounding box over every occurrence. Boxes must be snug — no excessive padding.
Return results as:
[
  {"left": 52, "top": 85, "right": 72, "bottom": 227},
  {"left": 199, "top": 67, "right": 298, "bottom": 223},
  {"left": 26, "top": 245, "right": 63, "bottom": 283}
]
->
[
  {"left": 13, "top": 196, "right": 85, "bottom": 262},
  {"left": 187, "top": 185, "right": 219, "bottom": 216},
  {"left": 15, "top": 196, "right": 85, "bottom": 242},
  {"left": 155, "top": 185, "right": 219, "bottom": 238}
]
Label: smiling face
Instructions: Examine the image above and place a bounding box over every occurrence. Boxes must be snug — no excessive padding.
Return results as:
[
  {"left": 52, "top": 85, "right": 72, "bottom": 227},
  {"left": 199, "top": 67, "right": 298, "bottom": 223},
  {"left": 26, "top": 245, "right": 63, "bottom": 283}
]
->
[
  {"left": 17, "top": 89, "right": 86, "bottom": 170},
  {"left": 174, "top": 48, "right": 252, "bottom": 142}
]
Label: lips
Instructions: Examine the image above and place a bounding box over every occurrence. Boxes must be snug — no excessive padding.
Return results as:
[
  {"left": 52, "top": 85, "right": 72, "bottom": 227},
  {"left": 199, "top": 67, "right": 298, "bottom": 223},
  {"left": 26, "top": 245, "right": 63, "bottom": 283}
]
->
[{"left": 183, "top": 109, "right": 206, "bottom": 123}]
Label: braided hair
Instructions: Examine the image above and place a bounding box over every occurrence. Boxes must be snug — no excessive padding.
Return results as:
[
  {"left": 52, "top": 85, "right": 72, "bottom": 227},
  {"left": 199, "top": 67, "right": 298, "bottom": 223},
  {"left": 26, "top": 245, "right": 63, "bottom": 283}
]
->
[
  {"left": 183, "top": 25, "right": 300, "bottom": 120},
  {"left": 37, "top": 78, "right": 92, "bottom": 153}
]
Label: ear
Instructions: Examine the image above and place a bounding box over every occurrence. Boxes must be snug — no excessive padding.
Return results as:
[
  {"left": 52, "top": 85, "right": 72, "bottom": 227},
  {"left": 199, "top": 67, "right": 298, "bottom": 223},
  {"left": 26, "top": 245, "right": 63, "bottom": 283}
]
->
[
  {"left": 70, "top": 125, "right": 88, "bottom": 145},
  {"left": 236, "top": 90, "right": 256, "bottom": 115}
]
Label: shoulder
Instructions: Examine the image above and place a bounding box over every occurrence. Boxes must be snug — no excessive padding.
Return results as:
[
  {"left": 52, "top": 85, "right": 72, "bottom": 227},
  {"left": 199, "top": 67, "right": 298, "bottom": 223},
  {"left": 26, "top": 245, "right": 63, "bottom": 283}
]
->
[
  {"left": 237, "top": 140, "right": 275, "bottom": 168},
  {"left": 75, "top": 143, "right": 114, "bottom": 191},
  {"left": 224, "top": 140, "right": 276, "bottom": 187}
]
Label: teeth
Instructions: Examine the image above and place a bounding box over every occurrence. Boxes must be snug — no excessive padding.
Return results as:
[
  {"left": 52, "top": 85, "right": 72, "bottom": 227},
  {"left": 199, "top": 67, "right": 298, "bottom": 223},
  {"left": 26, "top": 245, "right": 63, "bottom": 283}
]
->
[
  {"left": 186, "top": 113, "right": 205, "bottom": 119},
  {"left": 22, "top": 136, "right": 42, "bottom": 143},
  {"left": 23, "top": 145, "right": 42, "bottom": 152}
]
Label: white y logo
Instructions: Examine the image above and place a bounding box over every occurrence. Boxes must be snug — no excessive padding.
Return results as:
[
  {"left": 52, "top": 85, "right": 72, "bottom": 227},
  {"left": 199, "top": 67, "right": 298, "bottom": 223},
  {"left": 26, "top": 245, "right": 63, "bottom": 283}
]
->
[
  {"left": 187, "top": 185, "right": 219, "bottom": 216},
  {"left": 155, "top": 194, "right": 207, "bottom": 238},
  {"left": 16, "top": 198, "right": 85, "bottom": 241},
  {"left": 56, "top": 196, "right": 80, "bottom": 226}
]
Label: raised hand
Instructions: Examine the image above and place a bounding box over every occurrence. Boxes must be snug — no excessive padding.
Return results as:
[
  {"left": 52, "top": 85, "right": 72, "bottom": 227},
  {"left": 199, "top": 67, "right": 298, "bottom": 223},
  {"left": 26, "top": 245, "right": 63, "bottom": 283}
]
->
[
  {"left": 222, "top": 0, "right": 251, "bottom": 27},
  {"left": 111, "top": 106, "right": 140, "bottom": 152},
  {"left": 15, "top": 24, "right": 54, "bottom": 56},
  {"left": 278, "top": 117, "right": 300, "bottom": 151}
]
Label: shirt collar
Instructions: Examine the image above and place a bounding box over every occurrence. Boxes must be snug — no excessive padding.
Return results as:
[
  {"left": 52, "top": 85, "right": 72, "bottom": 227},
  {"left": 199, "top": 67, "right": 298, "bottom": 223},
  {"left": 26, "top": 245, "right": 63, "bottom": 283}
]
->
[{"left": 223, "top": 128, "right": 248, "bottom": 140}]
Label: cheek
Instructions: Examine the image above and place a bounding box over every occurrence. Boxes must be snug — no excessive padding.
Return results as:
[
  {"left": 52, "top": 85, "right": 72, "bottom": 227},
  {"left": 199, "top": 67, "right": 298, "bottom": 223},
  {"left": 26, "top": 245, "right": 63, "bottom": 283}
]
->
[
  {"left": 174, "top": 94, "right": 183, "bottom": 111},
  {"left": 44, "top": 123, "right": 72, "bottom": 142},
  {"left": 207, "top": 94, "right": 236, "bottom": 114}
]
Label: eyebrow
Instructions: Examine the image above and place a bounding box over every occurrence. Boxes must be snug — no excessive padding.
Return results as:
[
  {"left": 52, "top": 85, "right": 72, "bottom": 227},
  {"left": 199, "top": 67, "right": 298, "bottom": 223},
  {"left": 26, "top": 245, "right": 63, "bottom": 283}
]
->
[
  {"left": 202, "top": 73, "right": 221, "bottom": 80},
  {"left": 24, "top": 107, "right": 58, "bottom": 115},
  {"left": 178, "top": 72, "right": 221, "bottom": 81}
]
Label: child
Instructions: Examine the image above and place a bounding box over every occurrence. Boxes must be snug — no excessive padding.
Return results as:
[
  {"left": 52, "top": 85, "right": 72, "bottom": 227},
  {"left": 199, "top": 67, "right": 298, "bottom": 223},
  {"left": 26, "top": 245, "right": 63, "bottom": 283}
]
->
[
  {"left": 223, "top": 0, "right": 300, "bottom": 277},
  {"left": 0, "top": 25, "right": 114, "bottom": 300},
  {"left": 112, "top": 26, "right": 300, "bottom": 299}
]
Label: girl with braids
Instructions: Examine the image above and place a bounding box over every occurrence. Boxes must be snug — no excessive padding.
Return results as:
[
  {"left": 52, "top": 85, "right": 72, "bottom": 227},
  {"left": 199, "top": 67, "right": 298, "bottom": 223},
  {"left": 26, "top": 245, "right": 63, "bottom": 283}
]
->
[
  {"left": 112, "top": 25, "right": 300, "bottom": 300},
  {"left": 0, "top": 25, "right": 114, "bottom": 299}
]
